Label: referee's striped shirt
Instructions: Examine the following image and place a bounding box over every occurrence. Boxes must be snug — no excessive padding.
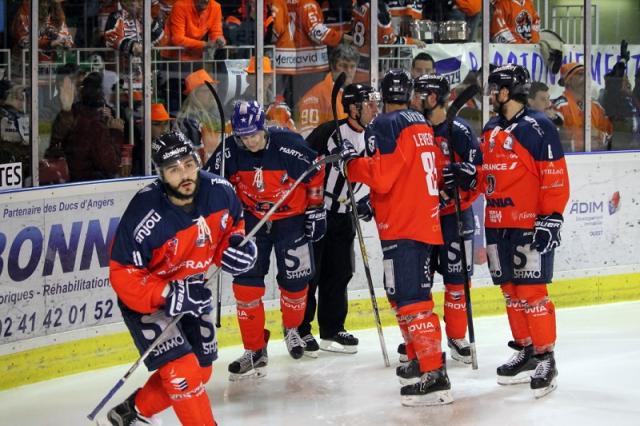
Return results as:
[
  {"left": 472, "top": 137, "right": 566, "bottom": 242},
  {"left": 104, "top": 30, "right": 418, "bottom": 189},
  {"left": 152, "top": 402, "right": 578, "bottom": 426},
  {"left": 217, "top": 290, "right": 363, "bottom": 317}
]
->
[{"left": 306, "top": 119, "right": 368, "bottom": 213}]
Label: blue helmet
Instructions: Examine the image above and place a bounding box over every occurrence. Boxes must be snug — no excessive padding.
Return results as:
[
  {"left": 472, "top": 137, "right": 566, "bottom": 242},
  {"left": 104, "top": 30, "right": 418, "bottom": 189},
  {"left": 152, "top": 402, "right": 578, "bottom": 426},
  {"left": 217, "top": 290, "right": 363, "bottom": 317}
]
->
[
  {"left": 380, "top": 69, "right": 413, "bottom": 104},
  {"left": 232, "top": 100, "right": 265, "bottom": 137}
]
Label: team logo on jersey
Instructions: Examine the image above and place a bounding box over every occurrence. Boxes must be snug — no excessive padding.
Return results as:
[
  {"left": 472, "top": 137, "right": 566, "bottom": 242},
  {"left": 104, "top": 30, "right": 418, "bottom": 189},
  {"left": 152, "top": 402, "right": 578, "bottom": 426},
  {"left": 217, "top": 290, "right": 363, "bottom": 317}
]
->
[
  {"left": 167, "top": 238, "right": 179, "bottom": 256},
  {"left": 515, "top": 11, "right": 533, "bottom": 41},
  {"left": 439, "top": 140, "right": 450, "bottom": 156},
  {"left": 220, "top": 212, "right": 229, "bottom": 231}
]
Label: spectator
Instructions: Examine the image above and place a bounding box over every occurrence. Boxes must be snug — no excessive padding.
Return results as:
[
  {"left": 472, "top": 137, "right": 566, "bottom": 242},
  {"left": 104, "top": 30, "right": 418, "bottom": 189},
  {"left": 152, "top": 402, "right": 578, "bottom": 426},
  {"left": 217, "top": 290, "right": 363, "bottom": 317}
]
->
[
  {"left": 552, "top": 63, "right": 613, "bottom": 152},
  {"left": 601, "top": 59, "right": 640, "bottom": 150},
  {"left": 0, "top": 80, "right": 30, "bottom": 187},
  {"left": 294, "top": 43, "right": 358, "bottom": 137},
  {"left": 151, "top": 103, "right": 173, "bottom": 138},
  {"left": 448, "top": 0, "right": 482, "bottom": 41},
  {"left": 152, "top": 0, "right": 177, "bottom": 22},
  {"left": 528, "top": 81, "right": 562, "bottom": 125},
  {"left": 490, "top": 0, "right": 540, "bottom": 43},
  {"left": 40, "top": 63, "right": 80, "bottom": 123},
  {"left": 50, "top": 72, "right": 125, "bottom": 182},
  {"left": 411, "top": 52, "right": 436, "bottom": 79},
  {"left": 164, "top": 0, "right": 225, "bottom": 61}
]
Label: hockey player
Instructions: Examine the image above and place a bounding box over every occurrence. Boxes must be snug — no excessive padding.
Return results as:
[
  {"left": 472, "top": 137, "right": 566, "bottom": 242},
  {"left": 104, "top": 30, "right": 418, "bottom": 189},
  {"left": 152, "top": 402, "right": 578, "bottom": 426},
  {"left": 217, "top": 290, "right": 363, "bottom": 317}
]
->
[
  {"left": 340, "top": 70, "right": 452, "bottom": 407},
  {"left": 490, "top": 0, "right": 540, "bottom": 44},
  {"left": 299, "top": 83, "right": 380, "bottom": 356},
  {"left": 206, "top": 100, "right": 326, "bottom": 380},
  {"left": 449, "top": 64, "right": 569, "bottom": 398},
  {"left": 410, "top": 74, "right": 483, "bottom": 365},
  {"left": 106, "top": 130, "right": 258, "bottom": 425}
]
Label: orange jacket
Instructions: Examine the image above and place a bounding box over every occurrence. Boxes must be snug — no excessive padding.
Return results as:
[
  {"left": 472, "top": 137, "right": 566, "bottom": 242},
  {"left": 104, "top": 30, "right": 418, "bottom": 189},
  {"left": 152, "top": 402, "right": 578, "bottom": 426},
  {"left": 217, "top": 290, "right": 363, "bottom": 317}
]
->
[
  {"left": 164, "top": 0, "right": 224, "bottom": 60},
  {"left": 295, "top": 73, "right": 346, "bottom": 137},
  {"left": 490, "top": 0, "right": 540, "bottom": 44},
  {"left": 553, "top": 90, "right": 613, "bottom": 151},
  {"left": 267, "top": 0, "right": 295, "bottom": 74},
  {"left": 456, "top": 0, "right": 481, "bottom": 16}
]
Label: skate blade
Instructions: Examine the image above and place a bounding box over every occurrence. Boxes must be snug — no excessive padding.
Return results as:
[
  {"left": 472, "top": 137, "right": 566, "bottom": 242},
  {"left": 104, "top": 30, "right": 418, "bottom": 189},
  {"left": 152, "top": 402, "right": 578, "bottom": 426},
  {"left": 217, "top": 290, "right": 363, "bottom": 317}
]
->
[
  {"left": 303, "top": 349, "right": 319, "bottom": 359},
  {"left": 96, "top": 415, "right": 162, "bottom": 426},
  {"left": 533, "top": 377, "right": 558, "bottom": 399},
  {"left": 228, "top": 367, "right": 267, "bottom": 382},
  {"left": 450, "top": 352, "right": 472, "bottom": 365},
  {"left": 398, "top": 376, "right": 421, "bottom": 386},
  {"left": 497, "top": 370, "right": 534, "bottom": 385},
  {"left": 401, "top": 390, "right": 454, "bottom": 407},
  {"left": 319, "top": 340, "right": 358, "bottom": 354}
]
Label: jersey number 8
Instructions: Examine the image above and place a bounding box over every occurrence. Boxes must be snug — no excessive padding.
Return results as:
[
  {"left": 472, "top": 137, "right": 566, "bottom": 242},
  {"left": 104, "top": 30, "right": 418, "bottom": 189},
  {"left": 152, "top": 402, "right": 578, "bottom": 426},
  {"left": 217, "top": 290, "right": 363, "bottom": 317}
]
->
[{"left": 421, "top": 152, "right": 438, "bottom": 197}]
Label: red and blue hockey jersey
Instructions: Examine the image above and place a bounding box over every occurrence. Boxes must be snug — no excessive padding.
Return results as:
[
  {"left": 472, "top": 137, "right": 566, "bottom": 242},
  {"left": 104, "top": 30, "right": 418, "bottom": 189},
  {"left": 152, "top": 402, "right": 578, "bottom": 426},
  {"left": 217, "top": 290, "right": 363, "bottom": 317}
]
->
[
  {"left": 109, "top": 172, "right": 245, "bottom": 313},
  {"left": 347, "top": 109, "right": 443, "bottom": 245},
  {"left": 479, "top": 107, "right": 570, "bottom": 229},
  {"left": 206, "top": 127, "right": 324, "bottom": 220}
]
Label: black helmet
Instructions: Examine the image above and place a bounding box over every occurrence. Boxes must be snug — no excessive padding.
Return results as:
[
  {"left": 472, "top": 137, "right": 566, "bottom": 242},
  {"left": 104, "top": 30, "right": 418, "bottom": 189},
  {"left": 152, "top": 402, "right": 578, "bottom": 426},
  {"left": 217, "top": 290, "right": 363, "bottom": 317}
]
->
[
  {"left": 414, "top": 74, "right": 450, "bottom": 105},
  {"left": 151, "top": 130, "right": 200, "bottom": 171},
  {"left": 341, "top": 83, "right": 380, "bottom": 110},
  {"left": 487, "top": 64, "right": 531, "bottom": 102},
  {"left": 380, "top": 69, "right": 413, "bottom": 104}
]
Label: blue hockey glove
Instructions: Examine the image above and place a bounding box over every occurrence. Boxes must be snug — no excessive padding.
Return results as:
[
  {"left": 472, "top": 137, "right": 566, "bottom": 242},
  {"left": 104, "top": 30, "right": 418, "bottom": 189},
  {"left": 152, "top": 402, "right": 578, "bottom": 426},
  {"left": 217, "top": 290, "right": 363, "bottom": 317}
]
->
[
  {"left": 443, "top": 162, "right": 477, "bottom": 191},
  {"left": 222, "top": 233, "right": 258, "bottom": 276},
  {"left": 164, "top": 275, "right": 212, "bottom": 317},
  {"left": 356, "top": 195, "right": 374, "bottom": 222},
  {"left": 339, "top": 140, "right": 359, "bottom": 176},
  {"left": 305, "top": 207, "right": 327, "bottom": 242},
  {"left": 530, "top": 213, "right": 563, "bottom": 254}
]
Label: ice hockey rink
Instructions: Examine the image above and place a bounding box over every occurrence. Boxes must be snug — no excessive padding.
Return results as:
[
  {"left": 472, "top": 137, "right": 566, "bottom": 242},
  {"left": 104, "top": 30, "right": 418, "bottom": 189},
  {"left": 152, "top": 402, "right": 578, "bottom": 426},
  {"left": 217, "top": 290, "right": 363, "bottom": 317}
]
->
[{"left": 0, "top": 301, "right": 638, "bottom": 426}]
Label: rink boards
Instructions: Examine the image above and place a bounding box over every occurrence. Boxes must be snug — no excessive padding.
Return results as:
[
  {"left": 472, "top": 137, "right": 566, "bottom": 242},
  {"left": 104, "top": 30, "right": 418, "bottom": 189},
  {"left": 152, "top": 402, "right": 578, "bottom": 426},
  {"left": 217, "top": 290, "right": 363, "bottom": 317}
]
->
[{"left": 0, "top": 152, "right": 639, "bottom": 390}]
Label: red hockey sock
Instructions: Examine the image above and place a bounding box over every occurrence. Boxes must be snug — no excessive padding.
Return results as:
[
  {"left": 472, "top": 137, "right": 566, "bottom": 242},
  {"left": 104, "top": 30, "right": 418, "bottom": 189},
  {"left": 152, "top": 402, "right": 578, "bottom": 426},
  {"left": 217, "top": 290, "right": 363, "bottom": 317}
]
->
[
  {"left": 501, "top": 283, "right": 531, "bottom": 347},
  {"left": 517, "top": 284, "right": 556, "bottom": 353},
  {"left": 280, "top": 287, "right": 307, "bottom": 329},
  {"left": 390, "top": 300, "right": 416, "bottom": 360},
  {"left": 233, "top": 284, "right": 267, "bottom": 351},
  {"left": 135, "top": 371, "right": 171, "bottom": 418},
  {"left": 444, "top": 283, "right": 468, "bottom": 339},
  {"left": 398, "top": 300, "right": 442, "bottom": 373},
  {"left": 158, "top": 353, "right": 215, "bottom": 426}
]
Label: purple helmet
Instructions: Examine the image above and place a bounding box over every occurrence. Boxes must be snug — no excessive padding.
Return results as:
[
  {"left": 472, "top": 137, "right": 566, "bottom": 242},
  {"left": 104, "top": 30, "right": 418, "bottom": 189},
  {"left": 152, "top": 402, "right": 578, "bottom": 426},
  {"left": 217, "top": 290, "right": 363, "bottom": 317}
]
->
[{"left": 232, "top": 100, "right": 265, "bottom": 137}]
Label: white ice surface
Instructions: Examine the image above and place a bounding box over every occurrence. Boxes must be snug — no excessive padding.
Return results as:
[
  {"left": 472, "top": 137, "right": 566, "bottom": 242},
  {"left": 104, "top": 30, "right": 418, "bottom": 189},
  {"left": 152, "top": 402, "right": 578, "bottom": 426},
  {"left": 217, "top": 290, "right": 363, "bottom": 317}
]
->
[{"left": 1, "top": 301, "right": 639, "bottom": 426}]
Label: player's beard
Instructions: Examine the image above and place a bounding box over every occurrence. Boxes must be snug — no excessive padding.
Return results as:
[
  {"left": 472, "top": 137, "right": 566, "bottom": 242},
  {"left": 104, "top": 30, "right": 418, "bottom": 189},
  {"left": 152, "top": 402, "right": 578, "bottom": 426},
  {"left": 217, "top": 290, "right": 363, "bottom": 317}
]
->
[{"left": 165, "top": 177, "right": 199, "bottom": 201}]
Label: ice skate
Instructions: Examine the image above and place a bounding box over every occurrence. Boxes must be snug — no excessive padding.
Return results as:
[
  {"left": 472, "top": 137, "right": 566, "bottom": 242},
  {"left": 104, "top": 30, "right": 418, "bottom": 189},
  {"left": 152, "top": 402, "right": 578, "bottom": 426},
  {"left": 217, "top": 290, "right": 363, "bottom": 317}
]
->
[
  {"left": 102, "top": 389, "right": 161, "bottom": 426},
  {"left": 496, "top": 341, "right": 538, "bottom": 385},
  {"left": 301, "top": 333, "right": 319, "bottom": 358},
  {"left": 283, "top": 327, "right": 306, "bottom": 359},
  {"left": 319, "top": 331, "right": 358, "bottom": 354},
  {"left": 447, "top": 337, "right": 472, "bottom": 364},
  {"left": 400, "top": 363, "right": 453, "bottom": 407},
  {"left": 530, "top": 351, "right": 558, "bottom": 398},
  {"left": 228, "top": 330, "right": 270, "bottom": 381},
  {"left": 396, "top": 358, "right": 421, "bottom": 385}
]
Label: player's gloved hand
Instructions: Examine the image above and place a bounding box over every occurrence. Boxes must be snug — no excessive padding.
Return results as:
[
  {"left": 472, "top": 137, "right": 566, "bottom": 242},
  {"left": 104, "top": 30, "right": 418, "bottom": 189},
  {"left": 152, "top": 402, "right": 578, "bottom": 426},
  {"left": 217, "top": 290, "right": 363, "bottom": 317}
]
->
[
  {"left": 165, "top": 275, "right": 212, "bottom": 317},
  {"left": 356, "top": 195, "right": 374, "bottom": 222},
  {"left": 530, "top": 213, "right": 563, "bottom": 254},
  {"left": 338, "top": 140, "right": 359, "bottom": 176},
  {"left": 443, "top": 162, "right": 477, "bottom": 191},
  {"left": 305, "top": 207, "right": 327, "bottom": 242},
  {"left": 222, "top": 234, "right": 258, "bottom": 275}
]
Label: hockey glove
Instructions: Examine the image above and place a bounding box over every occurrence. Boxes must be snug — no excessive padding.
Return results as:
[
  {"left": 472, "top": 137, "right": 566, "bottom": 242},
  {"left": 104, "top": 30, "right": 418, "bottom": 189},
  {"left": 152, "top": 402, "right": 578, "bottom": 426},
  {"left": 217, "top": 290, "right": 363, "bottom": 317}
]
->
[
  {"left": 165, "top": 276, "right": 212, "bottom": 317},
  {"left": 339, "top": 140, "right": 359, "bottom": 176},
  {"left": 443, "top": 162, "right": 477, "bottom": 191},
  {"left": 356, "top": 195, "right": 374, "bottom": 222},
  {"left": 305, "top": 207, "right": 327, "bottom": 242},
  {"left": 222, "top": 233, "right": 258, "bottom": 276},
  {"left": 530, "top": 213, "right": 563, "bottom": 254}
]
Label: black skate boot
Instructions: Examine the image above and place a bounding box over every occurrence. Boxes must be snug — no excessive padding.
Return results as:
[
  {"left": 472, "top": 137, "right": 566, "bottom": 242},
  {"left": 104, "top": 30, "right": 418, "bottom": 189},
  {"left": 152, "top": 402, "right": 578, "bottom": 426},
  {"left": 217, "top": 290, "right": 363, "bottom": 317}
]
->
[
  {"left": 396, "top": 358, "right": 421, "bottom": 385},
  {"left": 400, "top": 359, "right": 453, "bottom": 407},
  {"left": 106, "top": 389, "right": 158, "bottom": 425},
  {"left": 283, "top": 327, "right": 306, "bottom": 359},
  {"left": 530, "top": 351, "right": 558, "bottom": 398},
  {"left": 397, "top": 343, "right": 409, "bottom": 364},
  {"left": 301, "top": 332, "right": 320, "bottom": 358},
  {"left": 320, "top": 330, "right": 358, "bottom": 354},
  {"left": 447, "top": 337, "right": 472, "bottom": 365},
  {"left": 228, "top": 329, "right": 270, "bottom": 381},
  {"left": 496, "top": 341, "right": 537, "bottom": 385}
]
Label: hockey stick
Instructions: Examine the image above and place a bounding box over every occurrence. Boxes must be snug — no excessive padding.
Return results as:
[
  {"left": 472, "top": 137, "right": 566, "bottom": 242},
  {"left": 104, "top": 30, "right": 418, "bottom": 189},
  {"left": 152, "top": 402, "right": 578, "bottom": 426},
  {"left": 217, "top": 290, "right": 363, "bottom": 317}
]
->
[
  {"left": 445, "top": 83, "right": 480, "bottom": 370},
  {"left": 87, "top": 154, "right": 340, "bottom": 421},
  {"left": 331, "top": 72, "right": 390, "bottom": 367},
  {"left": 204, "top": 80, "right": 226, "bottom": 328}
]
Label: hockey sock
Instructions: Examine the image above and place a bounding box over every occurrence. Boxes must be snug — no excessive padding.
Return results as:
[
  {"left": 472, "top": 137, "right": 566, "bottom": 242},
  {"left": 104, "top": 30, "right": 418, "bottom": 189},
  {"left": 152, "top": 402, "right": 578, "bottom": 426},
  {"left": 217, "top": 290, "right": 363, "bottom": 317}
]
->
[
  {"left": 233, "top": 284, "right": 267, "bottom": 351},
  {"left": 501, "top": 283, "right": 531, "bottom": 347},
  {"left": 280, "top": 287, "right": 308, "bottom": 329},
  {"left": 443, "top": 283, "right": 468, "bottom": 339},
  {"left": 158, "top": 353, "right": 216, "bottom": 426},
  {"left": 517, "top": 284, "right": 556, "bottom": 354},
  {"left": 390, "top": 300, "right": 416, "bottom": 360},
  {"left": 135, "top": 371, "right": 171, "bottom": 418},
  {"left": 398, "top": 300, "right": 443, "bottom": 373}
]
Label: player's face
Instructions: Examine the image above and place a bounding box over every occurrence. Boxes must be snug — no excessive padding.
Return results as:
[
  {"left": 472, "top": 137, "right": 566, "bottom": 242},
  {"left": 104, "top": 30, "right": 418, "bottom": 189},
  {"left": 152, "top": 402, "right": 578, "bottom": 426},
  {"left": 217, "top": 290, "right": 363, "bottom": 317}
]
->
[
  {"left": 528, "top": 90, "right": 550, "bottom": 113},
  {"left": 359, "top": 99, "right": 380, "bottom": 125},
  {"left": 162, "top": 156, "right": 200, "bottom": 200},
  {"left": 151, "top": 120, "right": 170, "bottom": 138},
  {"left": 411, "top": 60, "right": 435, "bottom": 79},
  {"left": 333, "top": 59, "right": 357, "bottom": 85},
  {"left": 239, "top": 130, "right": 267, "bottom": 152}
]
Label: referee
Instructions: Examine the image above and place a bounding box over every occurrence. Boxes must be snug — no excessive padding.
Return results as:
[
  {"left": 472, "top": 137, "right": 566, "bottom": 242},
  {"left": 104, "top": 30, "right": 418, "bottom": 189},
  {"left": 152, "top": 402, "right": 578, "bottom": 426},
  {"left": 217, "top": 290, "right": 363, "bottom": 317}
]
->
[{"left": 299, "top": 83, "right": 380, "bottom": 356}]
